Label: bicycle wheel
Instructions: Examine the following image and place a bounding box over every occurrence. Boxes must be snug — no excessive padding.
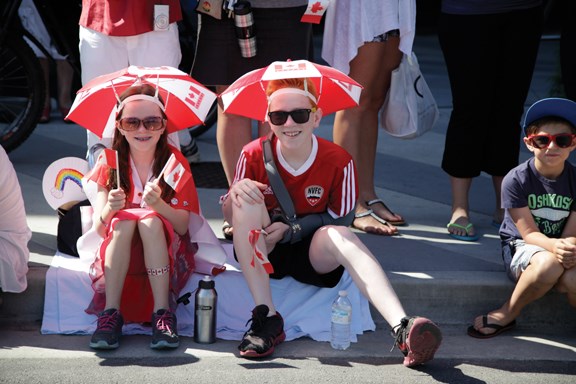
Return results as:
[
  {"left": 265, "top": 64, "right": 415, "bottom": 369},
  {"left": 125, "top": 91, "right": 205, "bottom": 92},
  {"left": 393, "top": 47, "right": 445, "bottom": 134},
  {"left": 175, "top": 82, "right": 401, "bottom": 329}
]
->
[{"left": 0, "top": 34, "right": 45, "bottom": 153}]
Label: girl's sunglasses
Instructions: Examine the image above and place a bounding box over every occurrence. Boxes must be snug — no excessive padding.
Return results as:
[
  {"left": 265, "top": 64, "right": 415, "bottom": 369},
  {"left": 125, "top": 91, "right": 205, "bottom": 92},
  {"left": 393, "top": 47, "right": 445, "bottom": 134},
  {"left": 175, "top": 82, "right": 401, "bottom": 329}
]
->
[
  {"left": 118, "top": 116, "right": 166, "bottom": 131},
  {"left": 267, "top": 108, "right": 315, "bottom": 126},
  {"left": 528, "top": 133, "right": 576, "bottom": 149}
]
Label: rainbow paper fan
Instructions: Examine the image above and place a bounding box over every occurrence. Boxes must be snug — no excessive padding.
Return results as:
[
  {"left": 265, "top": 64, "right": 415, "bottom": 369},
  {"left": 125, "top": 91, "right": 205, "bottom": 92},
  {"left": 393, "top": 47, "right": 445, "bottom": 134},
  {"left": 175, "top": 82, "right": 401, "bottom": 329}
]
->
[{"left": 42, "top": 157, "right": 89, "bottom": 210}]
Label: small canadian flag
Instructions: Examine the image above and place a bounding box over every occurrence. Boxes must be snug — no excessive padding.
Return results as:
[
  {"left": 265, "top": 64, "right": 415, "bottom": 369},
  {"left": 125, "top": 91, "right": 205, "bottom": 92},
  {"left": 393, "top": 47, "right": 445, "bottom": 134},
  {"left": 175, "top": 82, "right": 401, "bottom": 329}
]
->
[
  {"left": 162, "top": 153, "right": 191, "bottom": 193},
  {"left": 300, "top": 0, "right": 330, "bottom": 24},
  {"left": 98, "top": 148, "right": 118, "bottom": 169}
]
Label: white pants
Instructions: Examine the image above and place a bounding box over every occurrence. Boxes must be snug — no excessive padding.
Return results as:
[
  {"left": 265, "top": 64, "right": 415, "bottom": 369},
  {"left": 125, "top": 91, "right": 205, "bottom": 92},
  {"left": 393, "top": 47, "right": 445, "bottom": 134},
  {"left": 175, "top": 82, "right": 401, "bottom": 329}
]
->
[{"left": 79, "top": 24, "right": 187, "bottom": 151}]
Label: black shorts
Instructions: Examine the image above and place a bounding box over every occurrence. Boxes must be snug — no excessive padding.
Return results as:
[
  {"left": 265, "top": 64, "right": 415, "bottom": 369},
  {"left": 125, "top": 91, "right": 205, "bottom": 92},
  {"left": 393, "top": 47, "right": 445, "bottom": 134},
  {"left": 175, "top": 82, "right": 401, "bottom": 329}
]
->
[
  {"left": 192, "top": 6, "right": 312, "bottom": 86},
  {"left": 234, "top": 234, "right": 344, "bottom": 288}
]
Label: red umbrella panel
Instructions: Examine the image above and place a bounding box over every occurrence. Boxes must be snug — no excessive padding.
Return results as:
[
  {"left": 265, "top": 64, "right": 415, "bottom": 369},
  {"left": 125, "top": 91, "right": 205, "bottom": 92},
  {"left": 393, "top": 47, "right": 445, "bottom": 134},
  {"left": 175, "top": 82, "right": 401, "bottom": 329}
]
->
[
  {"left": 66, "top": 66, "right": 217, "bottom": 139},
  {"left": 220, "top": 59, "right": 363, "bottom": 121}
]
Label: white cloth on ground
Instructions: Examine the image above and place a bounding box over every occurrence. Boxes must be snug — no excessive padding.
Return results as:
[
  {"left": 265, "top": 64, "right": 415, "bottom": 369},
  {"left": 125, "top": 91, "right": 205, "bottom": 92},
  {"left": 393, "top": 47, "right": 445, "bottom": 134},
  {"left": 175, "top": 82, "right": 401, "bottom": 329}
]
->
[{"left": 41, "top": 244, "right": 376, "bottom": 342}]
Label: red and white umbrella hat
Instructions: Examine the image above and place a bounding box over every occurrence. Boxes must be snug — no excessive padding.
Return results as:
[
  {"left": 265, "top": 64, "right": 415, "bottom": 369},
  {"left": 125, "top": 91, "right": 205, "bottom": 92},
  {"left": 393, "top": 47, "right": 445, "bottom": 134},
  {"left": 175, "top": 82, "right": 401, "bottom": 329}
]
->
[
  {"left": 66, "top": 65, "right": 217, "bottom": 139},
  {"left": 220, "top": 59, "right": 363, "bottom": 121}
]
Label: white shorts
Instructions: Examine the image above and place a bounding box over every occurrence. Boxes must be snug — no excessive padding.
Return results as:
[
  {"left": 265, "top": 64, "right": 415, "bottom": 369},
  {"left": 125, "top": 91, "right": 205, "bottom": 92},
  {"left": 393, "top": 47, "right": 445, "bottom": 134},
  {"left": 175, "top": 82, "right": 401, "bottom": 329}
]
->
[
  {"left": 79, "top": 24, "right": 182, "bottom": 84},
  {"left": 79, "top": 24, "right": 182, "bottom": 151},
  {"left": 502, "top": 239, "right": 546, "bottom": 282}
]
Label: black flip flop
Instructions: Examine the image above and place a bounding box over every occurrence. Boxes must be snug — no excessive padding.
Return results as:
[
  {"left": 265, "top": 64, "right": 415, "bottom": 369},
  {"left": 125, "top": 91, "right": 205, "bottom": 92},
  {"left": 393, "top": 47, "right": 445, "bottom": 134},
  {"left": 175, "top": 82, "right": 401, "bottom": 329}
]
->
[{"left": 467, "top": 315, "right": 516, "bottom": 339}]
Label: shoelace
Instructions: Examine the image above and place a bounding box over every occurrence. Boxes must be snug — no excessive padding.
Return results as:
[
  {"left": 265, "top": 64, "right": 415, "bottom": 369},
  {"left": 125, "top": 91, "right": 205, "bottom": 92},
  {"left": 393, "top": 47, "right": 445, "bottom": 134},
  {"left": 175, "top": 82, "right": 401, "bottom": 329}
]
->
[
  {"left": 389, "top": 317, "right": 408, "bottom": 352},
  {"left": 97, "top": 312, "right": 119, "bottom": 332},
  {"left": 155, "top": 311, "right": 176, "bottom": 333},
  {"left": 244, "top": 309, "right": 267, "bottom": 332}
]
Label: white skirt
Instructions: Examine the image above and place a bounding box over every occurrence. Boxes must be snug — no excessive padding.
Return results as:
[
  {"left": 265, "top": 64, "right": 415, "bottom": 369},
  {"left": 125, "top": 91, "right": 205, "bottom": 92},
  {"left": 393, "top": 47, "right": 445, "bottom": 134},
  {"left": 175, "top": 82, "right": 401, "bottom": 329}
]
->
[{"left": 322, "top": 0, "right": 416, "bottom": 74}]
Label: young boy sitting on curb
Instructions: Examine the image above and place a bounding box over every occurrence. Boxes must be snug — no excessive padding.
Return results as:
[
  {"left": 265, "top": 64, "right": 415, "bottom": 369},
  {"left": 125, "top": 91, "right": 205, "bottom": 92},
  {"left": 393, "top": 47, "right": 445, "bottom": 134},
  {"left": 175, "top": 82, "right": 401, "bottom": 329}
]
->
[
  {"left": 468, "top": 98, "right": 576, "bottom": 338},
  {"left": 221, "top": 77, "right": 442, "bottom": 366}
]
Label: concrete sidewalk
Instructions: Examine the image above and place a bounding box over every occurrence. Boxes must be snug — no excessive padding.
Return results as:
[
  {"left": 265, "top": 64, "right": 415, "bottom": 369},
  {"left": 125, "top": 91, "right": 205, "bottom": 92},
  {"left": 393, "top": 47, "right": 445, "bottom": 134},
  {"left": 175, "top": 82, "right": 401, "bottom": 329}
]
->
[{"left": 1, "top": 34, "right": 575, "bottom": 364}]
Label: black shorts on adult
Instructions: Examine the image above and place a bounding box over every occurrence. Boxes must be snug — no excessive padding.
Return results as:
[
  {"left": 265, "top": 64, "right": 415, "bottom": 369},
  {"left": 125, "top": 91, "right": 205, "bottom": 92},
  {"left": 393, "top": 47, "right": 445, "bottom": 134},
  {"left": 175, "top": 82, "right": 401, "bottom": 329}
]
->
[
  {"left": 234, "top": 234, "right": 345, "bottom": 288},
  {"left": 192, "top": 6, "right": 312, "bottom": 86}
]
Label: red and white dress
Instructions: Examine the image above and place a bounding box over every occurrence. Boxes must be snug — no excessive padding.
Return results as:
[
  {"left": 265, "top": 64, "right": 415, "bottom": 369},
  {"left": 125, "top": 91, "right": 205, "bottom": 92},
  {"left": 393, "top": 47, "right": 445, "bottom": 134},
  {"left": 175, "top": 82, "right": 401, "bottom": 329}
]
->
[{"left": 85, "top": 148, "right": 199, "bottom": 323}]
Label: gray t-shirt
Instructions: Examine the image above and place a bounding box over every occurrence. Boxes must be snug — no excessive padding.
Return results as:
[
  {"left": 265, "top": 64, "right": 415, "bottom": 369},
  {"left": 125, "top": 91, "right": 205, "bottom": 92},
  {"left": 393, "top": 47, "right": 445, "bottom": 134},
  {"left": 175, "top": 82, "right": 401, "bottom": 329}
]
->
[{"left": 500, "top": 158, "right": 576, "bottom": 246}]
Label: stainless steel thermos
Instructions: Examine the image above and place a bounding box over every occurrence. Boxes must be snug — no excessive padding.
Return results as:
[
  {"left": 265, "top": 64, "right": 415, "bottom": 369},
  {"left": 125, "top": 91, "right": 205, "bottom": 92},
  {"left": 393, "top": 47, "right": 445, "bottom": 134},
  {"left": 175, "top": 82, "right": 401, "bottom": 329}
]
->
[
  {"left": 194, "top": 275, "right": 217, "bottom": 344},
  {"left": 234, "top": 1, "right": 256, "bottom": 58}
]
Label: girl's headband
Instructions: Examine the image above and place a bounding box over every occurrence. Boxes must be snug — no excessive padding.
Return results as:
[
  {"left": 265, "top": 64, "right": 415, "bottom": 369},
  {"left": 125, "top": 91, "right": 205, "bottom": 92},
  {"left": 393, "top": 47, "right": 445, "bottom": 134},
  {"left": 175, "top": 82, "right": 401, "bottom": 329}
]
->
[
  {"left": 117, "top": 94, "right": 166, "bottom": 112},
  {"left": 114, "top": 76, "right": 166, "bottom": 113}
]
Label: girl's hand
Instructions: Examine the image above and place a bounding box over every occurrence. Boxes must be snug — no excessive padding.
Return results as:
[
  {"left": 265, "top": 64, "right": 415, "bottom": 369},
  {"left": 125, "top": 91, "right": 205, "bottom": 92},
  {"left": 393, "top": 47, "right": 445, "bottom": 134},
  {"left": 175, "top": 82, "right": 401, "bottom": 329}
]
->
[
  {"left": 229, "top": 178, "right": 267, "bottom": 207},
  {"left": 107, "top": 188, "right": 126, "bottom": 212},
  {"left": 142, "top": 180, "right": 162, "bottom": 208}
]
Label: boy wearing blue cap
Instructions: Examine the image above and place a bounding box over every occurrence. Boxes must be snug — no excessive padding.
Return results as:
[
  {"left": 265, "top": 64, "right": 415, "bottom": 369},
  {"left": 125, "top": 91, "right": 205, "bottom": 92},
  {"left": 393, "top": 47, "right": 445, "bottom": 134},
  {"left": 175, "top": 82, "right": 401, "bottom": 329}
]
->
[{"left": 468, "top": 98, "right": 576, "bottom": 338}]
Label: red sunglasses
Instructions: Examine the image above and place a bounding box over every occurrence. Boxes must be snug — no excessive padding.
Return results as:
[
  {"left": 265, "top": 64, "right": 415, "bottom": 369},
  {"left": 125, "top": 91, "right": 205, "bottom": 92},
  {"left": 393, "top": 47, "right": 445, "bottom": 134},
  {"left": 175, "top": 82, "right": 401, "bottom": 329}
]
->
[{"left": 528, "top": 133, "right": 576, "bottom": 149}]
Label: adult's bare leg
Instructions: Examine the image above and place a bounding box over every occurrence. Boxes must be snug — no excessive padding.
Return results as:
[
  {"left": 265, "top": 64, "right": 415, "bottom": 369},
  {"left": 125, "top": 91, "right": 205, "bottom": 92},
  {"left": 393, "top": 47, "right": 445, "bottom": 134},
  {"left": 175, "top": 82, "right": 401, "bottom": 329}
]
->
[
  {"left": 447, "top": 176, "right": 476, "bottom": 237},
  {"left": 333, "top": 39, "right": 403, "bottom": 235},
  {"left": 216, "top": 85, "right": 255, "bottom": 186}
]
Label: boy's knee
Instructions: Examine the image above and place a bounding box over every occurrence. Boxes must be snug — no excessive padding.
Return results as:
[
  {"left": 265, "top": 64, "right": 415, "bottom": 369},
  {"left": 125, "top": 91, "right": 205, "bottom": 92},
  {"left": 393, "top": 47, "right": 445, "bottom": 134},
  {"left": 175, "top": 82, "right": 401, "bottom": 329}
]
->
[
  {"left": 531, "top": 254, "right": 564, "bottom": 281},
  {"left": 557, "top": 268, "right": 576, "bottom": 293}
]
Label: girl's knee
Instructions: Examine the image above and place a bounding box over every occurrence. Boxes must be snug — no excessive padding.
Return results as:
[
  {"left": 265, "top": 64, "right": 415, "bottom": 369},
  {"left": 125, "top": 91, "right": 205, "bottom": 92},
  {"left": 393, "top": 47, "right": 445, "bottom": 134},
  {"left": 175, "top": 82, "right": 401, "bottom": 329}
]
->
[
  {"left": 138, "top": 215, "right": 163, "bottom": 234},
  {"left": 113, "top": 219, "right": 136, "bottom": 233}
]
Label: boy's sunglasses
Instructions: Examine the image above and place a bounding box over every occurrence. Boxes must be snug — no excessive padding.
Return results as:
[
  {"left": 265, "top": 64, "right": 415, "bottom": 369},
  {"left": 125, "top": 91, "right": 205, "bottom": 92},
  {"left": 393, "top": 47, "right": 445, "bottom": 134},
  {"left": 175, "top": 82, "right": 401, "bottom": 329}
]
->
[
  {"left": 268, "top": 108, "right": 315, "bottom": 126},
  {"left": 528, "top": 133, "right": 576, "bottom": 149},
  {"left": 118, "top": 116, "right": 166, "bottom": 131}
]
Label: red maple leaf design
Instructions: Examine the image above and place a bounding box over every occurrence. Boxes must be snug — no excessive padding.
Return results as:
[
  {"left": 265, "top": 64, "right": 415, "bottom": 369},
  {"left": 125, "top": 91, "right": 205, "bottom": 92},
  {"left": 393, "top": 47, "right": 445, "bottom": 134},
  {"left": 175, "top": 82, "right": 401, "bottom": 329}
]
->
[
  {"left": 172, "top": 171, "right": 180, "bottom": 184},
  {"left": 311, "top": 2, "right": 324, "bottom": 13}
]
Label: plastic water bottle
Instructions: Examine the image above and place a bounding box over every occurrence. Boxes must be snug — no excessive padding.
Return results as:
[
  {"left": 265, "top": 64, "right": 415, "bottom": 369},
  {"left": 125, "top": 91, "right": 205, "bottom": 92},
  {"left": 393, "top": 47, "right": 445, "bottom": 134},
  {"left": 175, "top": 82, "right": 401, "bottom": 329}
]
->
[
  {"left": 331, "top": 290, "right": 352, "bottom": 350},
  {"left": 194, "top": 275, "right": 217, "bottom": 344}
]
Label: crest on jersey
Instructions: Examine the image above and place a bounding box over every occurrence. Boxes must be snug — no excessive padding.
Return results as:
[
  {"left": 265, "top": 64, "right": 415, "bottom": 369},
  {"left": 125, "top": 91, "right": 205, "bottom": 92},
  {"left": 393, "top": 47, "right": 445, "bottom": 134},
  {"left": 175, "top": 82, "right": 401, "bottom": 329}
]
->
[{"left": 305, "top": 185, "right": 324, "bottom": 206}]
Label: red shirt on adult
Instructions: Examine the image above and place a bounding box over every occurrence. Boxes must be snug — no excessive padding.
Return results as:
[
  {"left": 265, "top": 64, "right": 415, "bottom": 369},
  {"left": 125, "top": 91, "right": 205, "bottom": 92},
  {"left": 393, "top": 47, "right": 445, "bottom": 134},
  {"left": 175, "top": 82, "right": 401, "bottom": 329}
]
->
[{"left": 79, "top": 0, "right": 182, "bottom": 36}]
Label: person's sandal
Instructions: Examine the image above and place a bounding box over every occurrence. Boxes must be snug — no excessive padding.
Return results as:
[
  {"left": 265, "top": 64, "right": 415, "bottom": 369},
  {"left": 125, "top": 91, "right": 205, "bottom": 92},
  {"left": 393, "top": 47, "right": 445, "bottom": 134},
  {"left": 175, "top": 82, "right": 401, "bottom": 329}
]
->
[
  {"left": 366, "top": 199, "right": 406, "bottom": 226},
  {"left": 222, "top": 220, "right": 233, "bottom": 240}
]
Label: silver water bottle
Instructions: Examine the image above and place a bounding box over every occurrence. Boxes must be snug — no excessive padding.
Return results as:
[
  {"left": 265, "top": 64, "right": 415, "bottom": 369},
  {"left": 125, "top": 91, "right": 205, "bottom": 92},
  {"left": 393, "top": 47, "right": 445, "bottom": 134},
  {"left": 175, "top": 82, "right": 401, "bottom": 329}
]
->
[
  {"left": 234, "top": 1, "right": 256, "bottom": 58},
  {"left": 194, "top": 275, "right": 217, "bottom": 344}
]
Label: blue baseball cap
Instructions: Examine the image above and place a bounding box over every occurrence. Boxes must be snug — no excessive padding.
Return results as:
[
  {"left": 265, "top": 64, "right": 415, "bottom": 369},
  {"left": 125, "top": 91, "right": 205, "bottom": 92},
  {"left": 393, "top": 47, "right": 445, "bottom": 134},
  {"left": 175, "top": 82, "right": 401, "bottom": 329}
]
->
[{"left": 523, "top": 98, "right": 576, "bottom": 135}]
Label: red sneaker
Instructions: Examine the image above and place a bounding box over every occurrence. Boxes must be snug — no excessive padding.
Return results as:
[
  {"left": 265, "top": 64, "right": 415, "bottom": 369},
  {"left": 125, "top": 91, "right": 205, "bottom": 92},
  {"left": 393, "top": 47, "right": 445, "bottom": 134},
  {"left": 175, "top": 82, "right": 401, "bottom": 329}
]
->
[{"left": 392, "top": 316, "right": 442, "bottom": 367}]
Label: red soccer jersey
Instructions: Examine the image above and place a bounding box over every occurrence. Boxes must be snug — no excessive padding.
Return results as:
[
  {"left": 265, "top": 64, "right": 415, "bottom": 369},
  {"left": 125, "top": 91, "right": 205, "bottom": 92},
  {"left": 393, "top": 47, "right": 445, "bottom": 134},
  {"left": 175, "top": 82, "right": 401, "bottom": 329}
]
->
[{"left": 233, "top": 135, "right": 357, "bottom": 219}]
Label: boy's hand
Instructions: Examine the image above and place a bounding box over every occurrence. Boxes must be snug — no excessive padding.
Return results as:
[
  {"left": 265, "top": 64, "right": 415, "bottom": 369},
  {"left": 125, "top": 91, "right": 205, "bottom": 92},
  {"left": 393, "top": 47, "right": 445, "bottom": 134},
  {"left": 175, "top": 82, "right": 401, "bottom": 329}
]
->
[
  {"left": 554, "top": 237, "right": 576, "bottom": 269},
  {"left": 230, "top": 178, "right": 267, "bottom": 207},
  {"left": 263, "top": 221, "right": 289, "bottom": 249}
]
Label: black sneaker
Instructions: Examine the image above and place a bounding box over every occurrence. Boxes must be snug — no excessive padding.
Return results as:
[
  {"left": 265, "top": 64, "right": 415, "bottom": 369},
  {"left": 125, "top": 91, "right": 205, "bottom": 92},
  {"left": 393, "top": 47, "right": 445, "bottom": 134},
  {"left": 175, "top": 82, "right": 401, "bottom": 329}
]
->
[
  {"left": 89, "top": 308, "right": 124, "bottom": 350},
  {"left": 181, "top": 137, "right": 201, "bottom": 164},
  {"left": 150, "top": 309, "right": 180, "bottom": 349},
  {"left": 238, "top": 304, "right": 286, "bottom": 358},
  {"left": 391, "top": 316, "right": 442, "bottom": 367}
]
